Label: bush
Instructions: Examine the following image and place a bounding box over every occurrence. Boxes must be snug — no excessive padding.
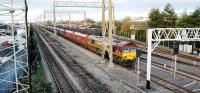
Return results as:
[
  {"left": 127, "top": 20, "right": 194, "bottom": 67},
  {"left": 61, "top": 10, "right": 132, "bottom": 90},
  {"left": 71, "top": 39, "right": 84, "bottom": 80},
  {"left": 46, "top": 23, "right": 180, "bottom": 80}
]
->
[{"left": 31, "top": 64, "right": 52, "bottom": 93}]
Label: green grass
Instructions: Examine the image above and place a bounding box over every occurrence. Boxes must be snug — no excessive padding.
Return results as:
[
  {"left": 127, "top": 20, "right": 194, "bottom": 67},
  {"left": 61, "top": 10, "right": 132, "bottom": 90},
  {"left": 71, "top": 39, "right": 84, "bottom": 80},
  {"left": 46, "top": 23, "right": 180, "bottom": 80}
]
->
[
  {"left": 31, "top": 63, "right": 52, "bottom": 93},
  {"left": 34, "top": 65, "right": 44, "bottom": 78}
]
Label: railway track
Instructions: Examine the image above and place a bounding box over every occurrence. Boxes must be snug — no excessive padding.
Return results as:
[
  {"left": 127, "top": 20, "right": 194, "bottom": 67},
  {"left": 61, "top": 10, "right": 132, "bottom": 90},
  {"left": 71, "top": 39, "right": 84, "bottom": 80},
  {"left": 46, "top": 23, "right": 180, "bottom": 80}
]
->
[
  {"left": 111, "top": 36, "right": 200, "bottom": 92},
  {"left": 36, "top": 26, "right": 111, "bottom": 93},
  {"left": 36, "top": 25, "right": 198, "bottom": 92},
  {"left": 52, "top": 42, "right": 110, "bottom": 93},
  {"left": 135, "top": 41, "right": 200, "bottom": 67},
  {"left": 139, "top": 57, "right": 199, "bottom": 93},
  {"left": 138, "top": 62, "right": 192, "bottom": 93},
  {"left": 142, "top": 50, "right": 200, "bottom": 69},
  {"left": 114, "top": 35, "right": 200, "bottom": 70},
  {"left": 37, "top": 31, "right": 77, "bottom": 93},
  {"left": 114, "top": 35, "right": 200, "bottom": 63},
  {"left": 140, "top": 56, "right": 200, "bottom": 82}
]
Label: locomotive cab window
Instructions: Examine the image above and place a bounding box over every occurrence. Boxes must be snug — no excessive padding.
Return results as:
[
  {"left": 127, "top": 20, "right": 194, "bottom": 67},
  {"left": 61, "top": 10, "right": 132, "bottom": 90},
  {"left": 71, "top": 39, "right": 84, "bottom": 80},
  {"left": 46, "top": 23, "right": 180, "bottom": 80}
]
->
[
  {"left": 123, "top": 48, "right": 135, "bottom": 52},
  {"left": 130, "top": 48, "right": 136, "bottom": 52}
]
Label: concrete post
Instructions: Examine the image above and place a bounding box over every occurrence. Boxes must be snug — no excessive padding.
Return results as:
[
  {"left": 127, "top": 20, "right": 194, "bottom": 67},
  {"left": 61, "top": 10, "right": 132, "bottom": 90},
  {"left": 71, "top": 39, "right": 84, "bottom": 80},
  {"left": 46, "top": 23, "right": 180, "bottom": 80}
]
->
[
  {"left": 146, "top": 29, "right": 153, "bottom": 90},
  {"left": 137, "top": 57, "right": 140, "bottom": 74},
  {"left": 174, "top": 55, "right": 177, "bottom": 78}
]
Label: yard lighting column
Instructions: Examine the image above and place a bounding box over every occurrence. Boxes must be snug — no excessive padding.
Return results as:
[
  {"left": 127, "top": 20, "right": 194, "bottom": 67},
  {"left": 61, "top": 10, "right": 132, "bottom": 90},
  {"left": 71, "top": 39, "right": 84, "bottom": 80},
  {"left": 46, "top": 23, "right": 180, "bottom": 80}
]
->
[{"left": 108, "top": 0, "right": 114, "bottom": 67}]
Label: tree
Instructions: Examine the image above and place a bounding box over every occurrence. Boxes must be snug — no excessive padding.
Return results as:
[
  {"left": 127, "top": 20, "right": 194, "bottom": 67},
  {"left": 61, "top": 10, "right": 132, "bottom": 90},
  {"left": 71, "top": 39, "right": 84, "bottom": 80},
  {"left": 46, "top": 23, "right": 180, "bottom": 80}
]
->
[
  {"left": 176, "top": 7, "right": 200, "bottom": 27},
  {"left": 191, "top": 7, "right": 200, "bottom": 27},
  {"left": 115, "top": 20, "right": 122, "bottom": 31},
  {"left": 85, "top": 18, "right": 95, "bottom": 23},
  {"left": 176, "top": 11, "right": 193, "bottom": 27},
  {"left": 162, "top": 3, "right": 178, "bottom": 27},
  {"left": 176, "top": 15, "right": 193, "bottom": 28},
  {"left": 46, "top": 20, "right": 52, "bottom": 25},
  {"left": 121, "top": 16, "right": 132, "bottom": 32},
  {"left": 148, "top": 8, "right": 164, "bottom": 28},
  {"left": 123, "top": 16, "right": 131, "bottom": 22}
]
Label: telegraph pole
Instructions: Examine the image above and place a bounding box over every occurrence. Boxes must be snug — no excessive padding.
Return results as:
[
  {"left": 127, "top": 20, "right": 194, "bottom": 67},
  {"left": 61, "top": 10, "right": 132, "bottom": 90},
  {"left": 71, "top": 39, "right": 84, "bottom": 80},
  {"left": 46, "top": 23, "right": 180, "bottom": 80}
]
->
[
  {"left": 108, "top": 0, "right": 114, "bottom": 67},
  {"left": 101, "top": 0, "right": 106, "bottom": 63},
  {"left": 112, "top": 2, "right": 116, "bottom": 35},
  {"left": 53, "top": 1, "right": 57, "bottom": 37},
  {"left": 68, "top": 13, "right": 71, "bottom": 26},
  {"left": 44, "top": 10, "right": 46, "bottom": 23},
  {"left": 24, "top": 0, "right": 31, "bottom": 92},
  {"left": 84, "top": 10, "right": 86, "bottom": 26}
]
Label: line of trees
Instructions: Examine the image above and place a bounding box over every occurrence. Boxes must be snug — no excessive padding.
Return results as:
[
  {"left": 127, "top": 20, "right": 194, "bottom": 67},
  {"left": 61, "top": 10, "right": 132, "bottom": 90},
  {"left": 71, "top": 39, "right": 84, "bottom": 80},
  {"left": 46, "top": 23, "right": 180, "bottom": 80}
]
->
[{"left": 149, "top": 3, "right": 200, "bottom": 28}]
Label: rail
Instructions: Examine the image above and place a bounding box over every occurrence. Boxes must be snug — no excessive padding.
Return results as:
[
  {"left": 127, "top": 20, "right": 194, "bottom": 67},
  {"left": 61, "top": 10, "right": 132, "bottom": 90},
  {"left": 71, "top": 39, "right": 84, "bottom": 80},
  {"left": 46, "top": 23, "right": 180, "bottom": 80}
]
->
[{"left": 36, "top": 29, "right": 78, "bottom": 93}]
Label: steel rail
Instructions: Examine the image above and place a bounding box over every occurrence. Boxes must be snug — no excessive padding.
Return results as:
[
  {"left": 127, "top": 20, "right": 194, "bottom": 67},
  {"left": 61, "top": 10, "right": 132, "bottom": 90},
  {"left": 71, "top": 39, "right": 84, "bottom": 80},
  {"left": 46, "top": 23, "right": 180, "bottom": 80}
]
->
[
  {"left": 37, "top": 26, "right": 110, "bottom": 93},
  {"left": 139, "top": 58, "right": 194, "bottom": 93},
  {"left": 36, "top": 30, "right": 78, "bottom": 93}
]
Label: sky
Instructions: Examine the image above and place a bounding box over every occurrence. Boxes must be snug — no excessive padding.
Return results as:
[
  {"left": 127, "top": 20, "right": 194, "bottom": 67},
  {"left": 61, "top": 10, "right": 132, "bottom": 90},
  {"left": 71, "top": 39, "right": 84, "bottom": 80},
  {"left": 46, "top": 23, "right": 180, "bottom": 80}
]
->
[{"left": 26, "top": 0, "right": 200, "bottom": 22}]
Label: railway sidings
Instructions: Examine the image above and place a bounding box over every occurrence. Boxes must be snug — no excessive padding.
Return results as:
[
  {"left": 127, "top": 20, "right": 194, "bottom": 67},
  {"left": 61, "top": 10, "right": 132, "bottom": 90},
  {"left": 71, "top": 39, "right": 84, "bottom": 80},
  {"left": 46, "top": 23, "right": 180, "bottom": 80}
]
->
[
  {"left": 36, "top": 29, "right": 78, "bottom": 93},
  {"left": 35, "top": 25, "right": 111, "bottom": 93},
  {"left": 34, "top": 24, "right": 200, "bottom": 93}
]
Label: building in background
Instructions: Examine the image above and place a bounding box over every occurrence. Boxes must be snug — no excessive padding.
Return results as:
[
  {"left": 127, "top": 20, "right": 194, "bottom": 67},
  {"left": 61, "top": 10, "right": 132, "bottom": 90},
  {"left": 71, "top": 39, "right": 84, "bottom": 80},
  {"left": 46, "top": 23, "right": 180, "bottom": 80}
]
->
[
  {"left": 117, "top": 17, "right": 149, "bottom": 41},
  {"left": 129, "top": 18, "right": 149, "bottom": 41}
]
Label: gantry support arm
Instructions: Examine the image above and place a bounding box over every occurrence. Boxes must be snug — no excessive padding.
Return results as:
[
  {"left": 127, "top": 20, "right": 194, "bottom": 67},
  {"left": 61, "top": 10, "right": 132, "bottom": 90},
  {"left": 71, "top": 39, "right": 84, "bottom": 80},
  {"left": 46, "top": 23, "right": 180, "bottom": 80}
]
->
[{"left": 146, "top": 28, "right": 200, "bottom": 90}]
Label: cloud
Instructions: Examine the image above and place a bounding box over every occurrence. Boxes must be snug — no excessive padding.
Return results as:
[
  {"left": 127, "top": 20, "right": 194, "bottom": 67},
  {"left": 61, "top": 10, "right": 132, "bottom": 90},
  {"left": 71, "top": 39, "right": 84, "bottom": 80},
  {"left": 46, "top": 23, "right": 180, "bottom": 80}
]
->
[{"left": 26, "top": 0, "right": 200, "bottom": 21}]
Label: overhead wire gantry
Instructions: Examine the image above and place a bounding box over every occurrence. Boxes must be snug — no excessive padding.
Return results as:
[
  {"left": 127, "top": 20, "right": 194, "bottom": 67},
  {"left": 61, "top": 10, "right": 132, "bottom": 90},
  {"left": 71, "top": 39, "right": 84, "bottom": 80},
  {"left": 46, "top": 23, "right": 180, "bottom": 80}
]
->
[
  {"left": 52, "top": 0, "right": 115, "bottom": 67},
  {"left": 44, "top": 10, "right": 86, "bottom": 26},
  {"left": 146, "top": 28, "right": 200, "bottom": 90}
]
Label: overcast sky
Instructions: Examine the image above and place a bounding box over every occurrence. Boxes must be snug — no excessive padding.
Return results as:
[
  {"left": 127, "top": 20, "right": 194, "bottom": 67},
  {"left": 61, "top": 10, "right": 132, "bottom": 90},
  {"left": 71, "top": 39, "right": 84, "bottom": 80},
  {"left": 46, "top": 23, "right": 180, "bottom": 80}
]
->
[{"left": 27, "top": 0, "right": 200, "bottom": 21}]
